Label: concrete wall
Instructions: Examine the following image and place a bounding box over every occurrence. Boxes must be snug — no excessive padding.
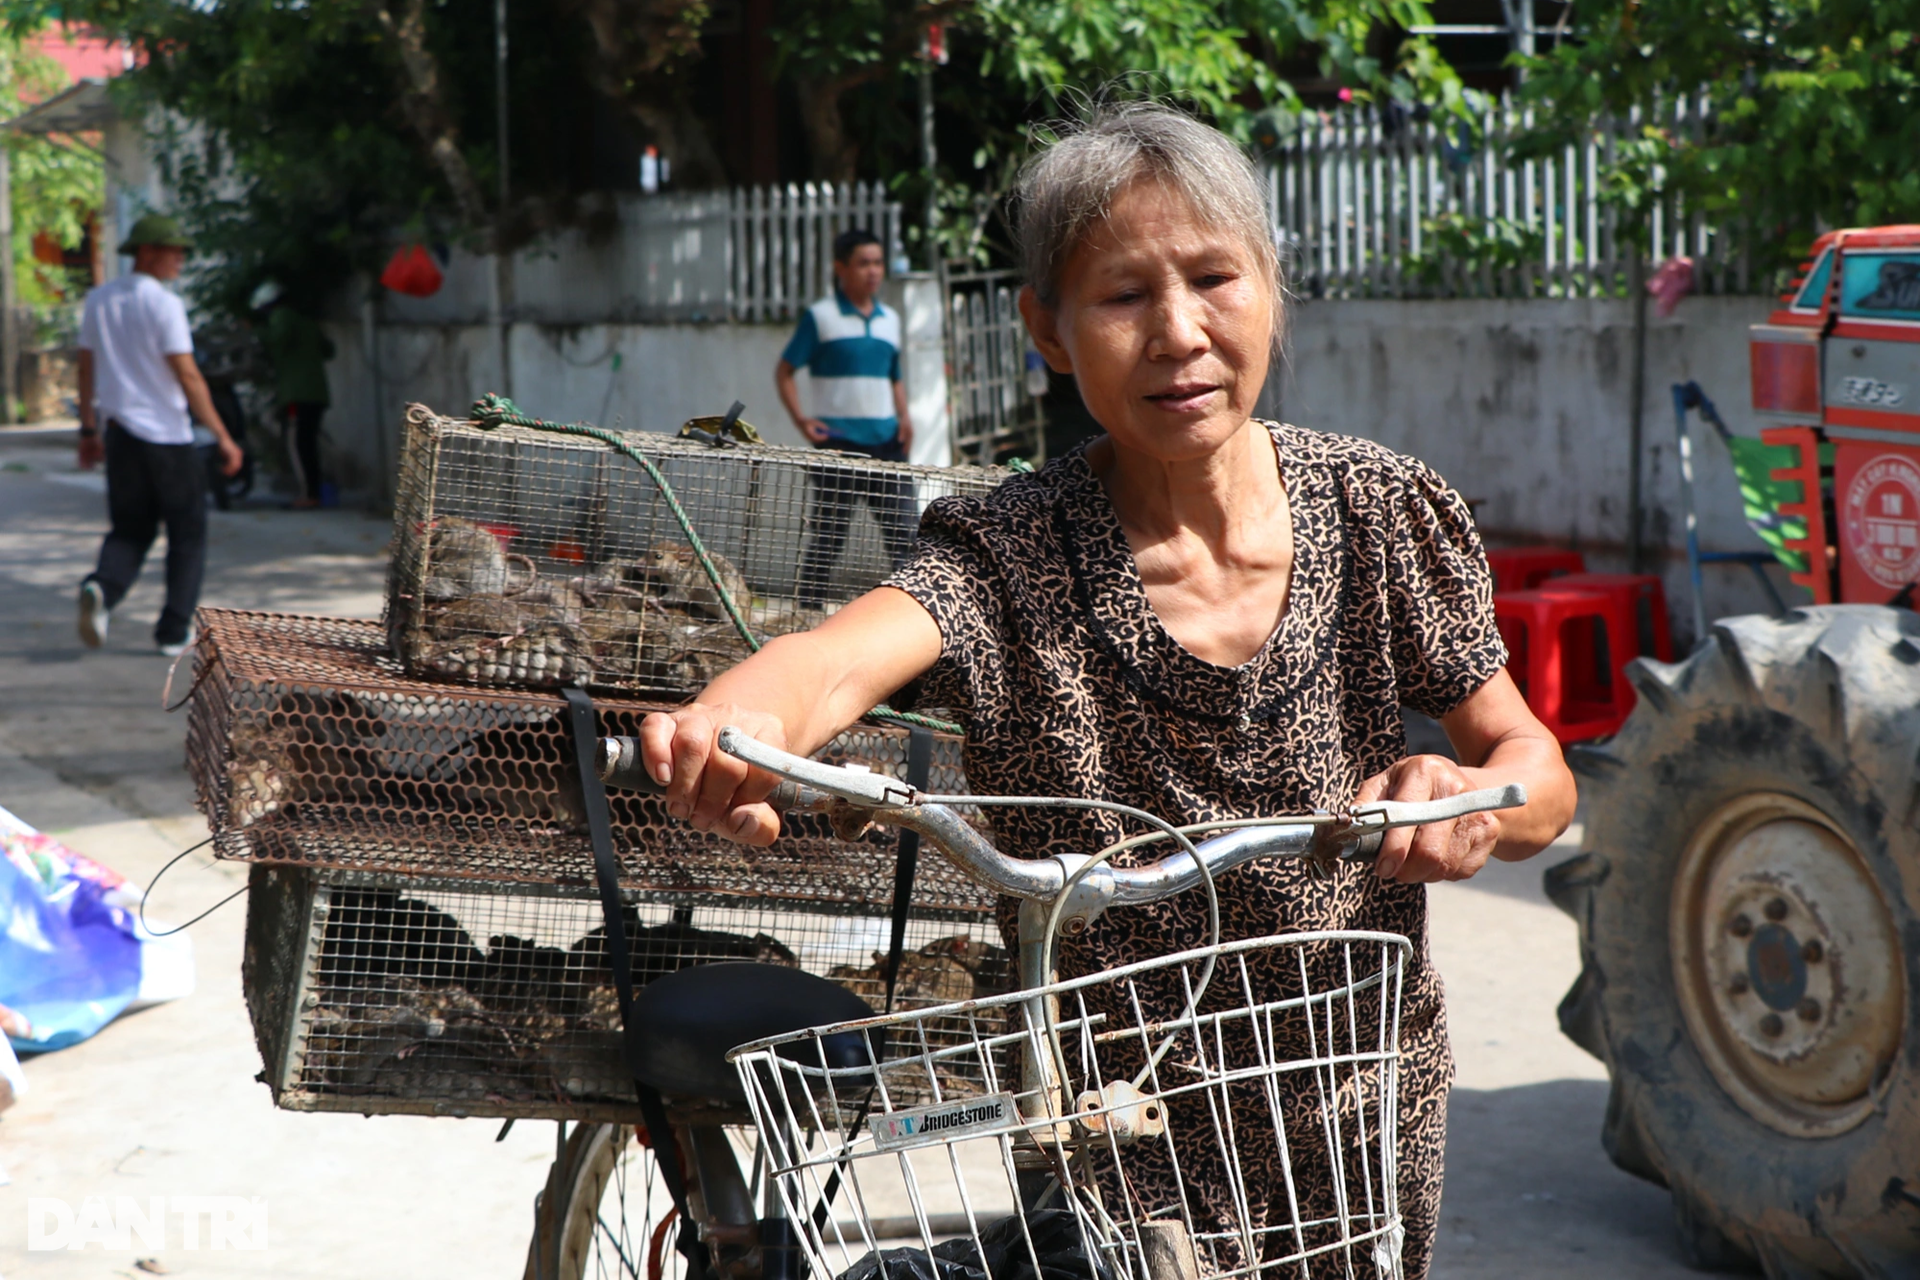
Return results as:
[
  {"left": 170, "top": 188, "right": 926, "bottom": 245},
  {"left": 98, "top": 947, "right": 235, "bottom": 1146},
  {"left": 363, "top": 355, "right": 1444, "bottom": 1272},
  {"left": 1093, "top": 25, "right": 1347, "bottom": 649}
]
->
[
  {"left": 321, "top": 319, "right": 802, "bottom": 495},
  {"left": 1276, "top": 294, "right": 1787, "bottom": 647},
  {"left": 321, "top": 273, "right": 954, "bottom": 498},
  {"left": 318, "top": 288, "right": 1789, "bottom": 649}
]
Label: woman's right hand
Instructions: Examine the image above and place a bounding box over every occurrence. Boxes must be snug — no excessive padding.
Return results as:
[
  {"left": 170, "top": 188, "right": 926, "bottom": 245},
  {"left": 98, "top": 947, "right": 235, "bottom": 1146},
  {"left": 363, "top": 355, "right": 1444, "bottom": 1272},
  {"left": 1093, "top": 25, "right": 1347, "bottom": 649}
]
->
[{"left": 639, "top": 703, "right": 791, "bottom": 846}]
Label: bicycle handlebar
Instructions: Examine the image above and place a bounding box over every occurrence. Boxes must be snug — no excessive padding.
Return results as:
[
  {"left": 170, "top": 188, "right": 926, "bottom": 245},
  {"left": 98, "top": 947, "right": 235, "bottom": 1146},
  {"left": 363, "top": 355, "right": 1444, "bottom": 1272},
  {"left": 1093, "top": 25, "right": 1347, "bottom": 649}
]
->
[
  {"left": 696, "top": 728, "right": 1527, "bottom": 907},
  {"left": 596, "top": 734, "right": 836, "bottom": 814}
]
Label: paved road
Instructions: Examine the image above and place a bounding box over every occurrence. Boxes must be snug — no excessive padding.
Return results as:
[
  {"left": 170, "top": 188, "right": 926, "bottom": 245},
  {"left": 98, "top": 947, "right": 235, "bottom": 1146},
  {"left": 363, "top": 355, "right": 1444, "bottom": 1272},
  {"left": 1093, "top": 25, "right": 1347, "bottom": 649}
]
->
[{"left": 0, "top": 425, "right": 1696, "bottom": 1277}]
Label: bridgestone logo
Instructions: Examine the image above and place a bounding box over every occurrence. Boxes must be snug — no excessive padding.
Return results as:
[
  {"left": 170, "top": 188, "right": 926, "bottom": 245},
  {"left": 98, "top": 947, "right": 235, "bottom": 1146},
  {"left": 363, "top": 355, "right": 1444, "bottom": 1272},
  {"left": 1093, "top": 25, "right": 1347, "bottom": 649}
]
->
[{"left": 870, "top": 1093, "right": 1019, "bottom": 1151}]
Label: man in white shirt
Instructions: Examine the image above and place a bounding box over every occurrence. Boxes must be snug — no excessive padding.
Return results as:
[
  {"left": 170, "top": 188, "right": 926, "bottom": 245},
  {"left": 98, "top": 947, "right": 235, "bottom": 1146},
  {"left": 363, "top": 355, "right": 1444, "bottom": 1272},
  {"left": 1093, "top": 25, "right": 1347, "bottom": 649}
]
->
[{"left": 75, "top": 214, "right": 242, "bottom": 656}]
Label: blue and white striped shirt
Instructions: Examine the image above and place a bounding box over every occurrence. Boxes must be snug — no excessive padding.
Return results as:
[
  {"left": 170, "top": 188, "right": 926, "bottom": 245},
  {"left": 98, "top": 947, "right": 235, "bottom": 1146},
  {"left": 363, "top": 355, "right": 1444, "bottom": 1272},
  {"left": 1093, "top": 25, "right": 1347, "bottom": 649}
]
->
[{"left": 781, "top": 287, "right": 902, "bottom": 446}]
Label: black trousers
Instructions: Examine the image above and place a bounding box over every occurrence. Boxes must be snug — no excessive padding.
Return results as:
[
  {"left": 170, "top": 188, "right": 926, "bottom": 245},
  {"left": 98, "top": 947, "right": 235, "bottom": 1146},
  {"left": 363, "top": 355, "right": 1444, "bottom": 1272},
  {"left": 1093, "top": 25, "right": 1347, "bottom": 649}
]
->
[
  {"left": 87, "top": 421, "right": 207, "bottom": 644},
  {"left": 284, "top": 402, "right": 326, "bottom": 501},
  {"left": 798, "top": 436, "right": 918, "bottom": 609}
]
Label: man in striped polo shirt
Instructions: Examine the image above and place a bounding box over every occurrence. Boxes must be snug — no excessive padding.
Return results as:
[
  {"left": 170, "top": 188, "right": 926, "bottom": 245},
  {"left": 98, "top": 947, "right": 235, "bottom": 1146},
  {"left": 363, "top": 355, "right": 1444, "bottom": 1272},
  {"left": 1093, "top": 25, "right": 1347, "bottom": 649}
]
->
[{"left": 775, "top": 228, "right": 919, "bottom": 608}]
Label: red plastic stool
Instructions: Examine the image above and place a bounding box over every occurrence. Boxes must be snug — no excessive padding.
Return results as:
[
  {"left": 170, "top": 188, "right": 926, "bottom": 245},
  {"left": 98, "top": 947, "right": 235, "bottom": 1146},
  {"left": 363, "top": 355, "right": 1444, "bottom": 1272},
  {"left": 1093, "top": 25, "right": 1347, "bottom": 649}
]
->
[
  {"left": 1485, "top": 547, "right": 1586, "bottom": 593},
  {"left": 1552, "top": 571, "right": 1674, "bottom": 677},
  {"left": 1494, "top": 586, "right": 1633, "bottom": 743}
]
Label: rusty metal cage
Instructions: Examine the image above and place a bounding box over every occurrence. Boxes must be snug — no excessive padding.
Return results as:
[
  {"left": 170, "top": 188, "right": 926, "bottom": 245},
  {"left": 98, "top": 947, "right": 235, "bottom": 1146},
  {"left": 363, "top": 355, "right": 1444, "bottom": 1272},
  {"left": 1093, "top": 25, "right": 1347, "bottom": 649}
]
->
[
  {"left": 186, "top": 609, "right": 985, "bottom": 908},
  {"left": 385, "top": 405, "right": 1006, "bottom": 696},
  {"left": 187, "top": 609, "right": 1010, "bottom": 1121},
  {"left": 245, "top": 866, "right": 1010, "bottom": 1122}
]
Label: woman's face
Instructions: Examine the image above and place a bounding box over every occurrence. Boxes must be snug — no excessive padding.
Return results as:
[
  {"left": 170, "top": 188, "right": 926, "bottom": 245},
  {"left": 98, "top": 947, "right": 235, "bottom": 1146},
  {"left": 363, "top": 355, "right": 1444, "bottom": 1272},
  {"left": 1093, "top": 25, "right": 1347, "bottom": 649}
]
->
[{"left": 1021, "top": 179, "right": 1274, "bottom": 463}]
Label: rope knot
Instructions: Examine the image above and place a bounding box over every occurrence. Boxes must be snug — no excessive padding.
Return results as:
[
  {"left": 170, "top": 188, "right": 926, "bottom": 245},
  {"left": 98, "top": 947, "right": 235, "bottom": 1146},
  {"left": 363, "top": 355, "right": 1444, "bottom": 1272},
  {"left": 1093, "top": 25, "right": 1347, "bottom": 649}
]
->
[{"left": 469, "top": 392, "right": 530, "bottom": 430}]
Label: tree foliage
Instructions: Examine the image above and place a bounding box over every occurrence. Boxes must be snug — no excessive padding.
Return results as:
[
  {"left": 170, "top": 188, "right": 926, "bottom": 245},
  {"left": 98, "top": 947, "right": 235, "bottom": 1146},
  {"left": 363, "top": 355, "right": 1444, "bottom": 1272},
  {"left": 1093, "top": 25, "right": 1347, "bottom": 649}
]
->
[
  {"left": 776, "top": 0, "right": 1463, "bottom": 261},
  {"left": 0, "top": 0, "right": 1469, "bottom": 311},
  {"left": 0, "top": 0, "right": 613, "bottom": 313},
  {"left": 1515, "top": 0, "right": 1920, "bottom": 266},
  {"left": 0, "top": 31, "right": 104, "bottom": 304}
]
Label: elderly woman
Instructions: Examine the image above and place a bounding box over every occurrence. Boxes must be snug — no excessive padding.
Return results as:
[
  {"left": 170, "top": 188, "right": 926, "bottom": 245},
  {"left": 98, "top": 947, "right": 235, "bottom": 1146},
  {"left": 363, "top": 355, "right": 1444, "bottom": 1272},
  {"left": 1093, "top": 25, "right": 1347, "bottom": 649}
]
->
[{"left": 641, "top": 103, "right": 1575, "bottom": 1277}]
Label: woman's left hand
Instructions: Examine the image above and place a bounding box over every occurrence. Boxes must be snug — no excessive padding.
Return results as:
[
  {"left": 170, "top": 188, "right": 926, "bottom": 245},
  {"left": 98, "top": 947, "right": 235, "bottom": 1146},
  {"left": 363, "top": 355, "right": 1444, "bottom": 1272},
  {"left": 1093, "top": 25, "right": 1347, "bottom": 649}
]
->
[{"left": 1353, "top": 754, "right": 1503, "bottom": 883}]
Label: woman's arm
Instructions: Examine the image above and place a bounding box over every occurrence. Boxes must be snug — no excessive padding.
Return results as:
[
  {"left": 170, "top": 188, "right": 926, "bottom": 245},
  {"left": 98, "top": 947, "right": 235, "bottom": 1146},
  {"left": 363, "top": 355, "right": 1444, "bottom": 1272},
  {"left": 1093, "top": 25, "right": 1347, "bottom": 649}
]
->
[
  {"left": 1355, "top": 668, "right": 1577, "bottom": 884},
  {"left": 637, "top": 586, "right": 943, "bottom": 845}
]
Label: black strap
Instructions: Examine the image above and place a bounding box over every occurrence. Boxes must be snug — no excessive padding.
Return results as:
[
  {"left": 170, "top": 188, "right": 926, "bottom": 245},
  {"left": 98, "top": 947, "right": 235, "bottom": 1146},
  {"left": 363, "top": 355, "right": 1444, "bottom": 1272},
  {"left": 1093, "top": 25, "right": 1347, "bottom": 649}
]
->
[
  {"left": 881, "top": 725, "right": 934, "bottom": 1013},
  {"left": 561, "top": 695, "right": 933, "bottom": 1256},
  {"left": 563, "top": 689, "right": 711, "bottom": 1279},
  {"left": 806, "top": 723, "right": 935, "bottom": 1238}
]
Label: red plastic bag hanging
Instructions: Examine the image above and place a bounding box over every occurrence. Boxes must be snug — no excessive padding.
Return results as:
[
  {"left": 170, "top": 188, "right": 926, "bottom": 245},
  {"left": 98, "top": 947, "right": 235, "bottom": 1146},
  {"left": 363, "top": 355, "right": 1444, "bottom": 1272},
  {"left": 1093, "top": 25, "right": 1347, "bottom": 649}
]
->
[{"left": 380, "top": 244, "right": 444, "bottom": 298}]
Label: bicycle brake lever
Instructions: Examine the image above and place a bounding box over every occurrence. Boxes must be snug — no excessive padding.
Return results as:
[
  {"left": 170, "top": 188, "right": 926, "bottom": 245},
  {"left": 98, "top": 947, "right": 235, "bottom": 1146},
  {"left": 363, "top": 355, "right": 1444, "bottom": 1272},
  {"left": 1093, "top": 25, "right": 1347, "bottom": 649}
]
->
[
  {"left": 1304, "top": 783, "right": 1528, "bottom": 869},
  {"left": 1348, "top": 783, "right": 1528, "bottom": 831},
  {"left": 716, "top": 727, "right": 916, "bottom": 808}
]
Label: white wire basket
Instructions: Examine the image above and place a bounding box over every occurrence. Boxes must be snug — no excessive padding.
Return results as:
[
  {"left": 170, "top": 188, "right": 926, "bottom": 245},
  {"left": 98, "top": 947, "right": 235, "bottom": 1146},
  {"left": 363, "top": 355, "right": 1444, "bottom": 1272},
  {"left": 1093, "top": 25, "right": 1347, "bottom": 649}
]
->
[{"left": 730, "top": 931, "right": 1413, "bottom": 1280}]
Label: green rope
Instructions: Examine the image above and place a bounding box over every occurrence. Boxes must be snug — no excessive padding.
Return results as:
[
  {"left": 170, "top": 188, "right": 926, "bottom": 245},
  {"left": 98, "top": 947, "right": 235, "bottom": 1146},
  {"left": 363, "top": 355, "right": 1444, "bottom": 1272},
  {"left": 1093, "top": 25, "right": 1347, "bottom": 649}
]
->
[{"left": 467, "top": 394, "right": 961, "bottom": 738}]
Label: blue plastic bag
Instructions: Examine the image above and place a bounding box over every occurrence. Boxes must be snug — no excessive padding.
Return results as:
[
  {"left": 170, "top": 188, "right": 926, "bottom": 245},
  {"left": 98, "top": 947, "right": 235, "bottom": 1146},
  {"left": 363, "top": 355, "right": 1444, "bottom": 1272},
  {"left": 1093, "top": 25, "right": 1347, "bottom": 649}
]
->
[{"left": 1, "top": 806, "right": 179, "bottom": 1054}]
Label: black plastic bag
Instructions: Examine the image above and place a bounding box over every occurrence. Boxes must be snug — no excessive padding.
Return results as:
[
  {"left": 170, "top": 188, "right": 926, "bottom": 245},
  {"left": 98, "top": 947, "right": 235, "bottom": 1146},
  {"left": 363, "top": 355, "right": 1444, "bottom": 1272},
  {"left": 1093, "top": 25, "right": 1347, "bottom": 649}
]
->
[{"left": 838, "top": 1209, "right": 1114, "bottom": 1280}]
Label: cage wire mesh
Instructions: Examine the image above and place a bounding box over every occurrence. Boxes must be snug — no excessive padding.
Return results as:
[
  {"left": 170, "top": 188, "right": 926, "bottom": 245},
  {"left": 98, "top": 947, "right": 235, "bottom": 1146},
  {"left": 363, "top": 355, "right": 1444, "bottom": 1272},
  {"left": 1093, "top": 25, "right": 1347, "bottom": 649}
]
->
[
  {"left": 185, "top": 609, "right": 986, "bottom": 909},
  {"left": 188, "top": 608, "right": 1011, "bottom": 1121},
  {"left": 247, "top": 866, "right": 1013, "bottom": 1122},
  {"left": 732, "top": 932, "right": 1413, "bottom": 1280},
  {"left": 386, "top": 405, "right": 1006, "bottom": 696}
]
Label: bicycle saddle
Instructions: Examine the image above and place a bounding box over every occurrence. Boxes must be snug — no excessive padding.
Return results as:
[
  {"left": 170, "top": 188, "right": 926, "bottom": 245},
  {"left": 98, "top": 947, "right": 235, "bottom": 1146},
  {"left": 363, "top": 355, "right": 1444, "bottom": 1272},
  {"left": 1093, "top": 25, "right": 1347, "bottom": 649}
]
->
[{"left": 627, "top": 961, "right": 876, "bottom": 1102}]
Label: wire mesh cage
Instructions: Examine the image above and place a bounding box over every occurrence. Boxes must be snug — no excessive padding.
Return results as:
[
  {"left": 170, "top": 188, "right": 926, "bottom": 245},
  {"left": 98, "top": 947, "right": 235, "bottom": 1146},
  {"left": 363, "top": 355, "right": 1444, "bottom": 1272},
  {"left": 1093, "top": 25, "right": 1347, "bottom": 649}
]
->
[
  {"left": 385, "top": 405, "right": 1007, "bottom": 696},
  {"left": 731, "top": 932, "right": 1413, "bottom": 1280},
  {"left": 247, "top": 865, "right": 1014, "bottom": 1122},
  {"left": 190, "top": 610, "right": 1014, "bottom": 1121},
  {"left": 185, "top": 608, "right": 988, "bottom": 910}
]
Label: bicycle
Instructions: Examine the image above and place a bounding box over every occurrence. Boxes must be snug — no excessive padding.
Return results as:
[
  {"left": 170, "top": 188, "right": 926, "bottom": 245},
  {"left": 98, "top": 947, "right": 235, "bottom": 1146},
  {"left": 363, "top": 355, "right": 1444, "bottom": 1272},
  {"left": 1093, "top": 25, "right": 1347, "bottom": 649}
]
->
[{"left": 523, "top": 728, "right": 1522, "bottom": 1280}]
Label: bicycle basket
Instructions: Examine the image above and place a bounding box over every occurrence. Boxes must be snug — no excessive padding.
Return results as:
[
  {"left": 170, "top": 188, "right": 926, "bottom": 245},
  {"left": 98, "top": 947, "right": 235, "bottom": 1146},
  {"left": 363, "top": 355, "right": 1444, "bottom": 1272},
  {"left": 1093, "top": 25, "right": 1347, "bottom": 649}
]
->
[{"left": 730, "top": 930, "right": 1414, "bottom": 1280}]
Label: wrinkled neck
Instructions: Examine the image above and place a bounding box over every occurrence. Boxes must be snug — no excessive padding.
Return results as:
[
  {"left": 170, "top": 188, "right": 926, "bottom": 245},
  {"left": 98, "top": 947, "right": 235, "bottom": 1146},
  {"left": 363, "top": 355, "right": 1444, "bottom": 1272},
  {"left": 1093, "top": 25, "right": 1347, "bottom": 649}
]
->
[{"left": 1090, "top": 419, "right": 1282, "bottom": 552}]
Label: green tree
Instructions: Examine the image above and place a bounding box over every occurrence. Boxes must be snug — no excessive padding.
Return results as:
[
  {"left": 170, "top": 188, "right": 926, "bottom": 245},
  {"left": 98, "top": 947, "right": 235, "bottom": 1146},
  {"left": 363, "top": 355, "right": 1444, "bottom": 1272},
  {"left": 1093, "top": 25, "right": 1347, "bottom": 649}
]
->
[
  {"left": 0, "top": 0, "right": 626, "bottom": 314},
  {"left": 561, "top": 0, "right": 722, "bottom": 188},
  {"left": 0, "top": 31, "right": 104, "bottom": 304},
  {"left": 943, "top": 0, "right": 1463, "bottom": 264},
  {"left": 774, "top": 0, "right": 1464, "bottom": 259},
  {"left": 1514, "top": 0, "right": 1920, "bottom": 271}
]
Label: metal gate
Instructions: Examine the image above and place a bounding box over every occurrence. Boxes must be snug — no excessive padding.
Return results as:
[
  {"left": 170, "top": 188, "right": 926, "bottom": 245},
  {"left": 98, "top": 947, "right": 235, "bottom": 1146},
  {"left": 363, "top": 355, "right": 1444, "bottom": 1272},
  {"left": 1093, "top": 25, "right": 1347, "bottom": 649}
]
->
[{"left": 943, "top": 269, "right": 1044, "bottom": 465}]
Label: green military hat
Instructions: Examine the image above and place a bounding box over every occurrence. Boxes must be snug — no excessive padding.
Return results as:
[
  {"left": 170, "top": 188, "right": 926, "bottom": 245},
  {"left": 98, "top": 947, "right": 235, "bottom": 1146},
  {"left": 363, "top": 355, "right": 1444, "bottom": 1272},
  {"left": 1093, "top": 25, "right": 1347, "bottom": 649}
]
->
[{"left": 116, "top": 212, "right": 193, "bottom": 255}]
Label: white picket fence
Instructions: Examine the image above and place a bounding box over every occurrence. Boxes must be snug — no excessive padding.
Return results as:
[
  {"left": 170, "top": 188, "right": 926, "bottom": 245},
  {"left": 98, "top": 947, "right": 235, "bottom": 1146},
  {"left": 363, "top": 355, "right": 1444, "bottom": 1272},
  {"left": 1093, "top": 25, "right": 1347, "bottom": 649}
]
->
[
  {"left": 729, "top": 182, "right": 905, "bottom": 323},
  {"left": 1267, "top": 94, "right": 1756, "bottom": 300},
  {"left": 944, "top": 270, "right": 1044, "bottom": 464},
  {"left": 387, "top": 184, "right": 907, "bottom": 326}
]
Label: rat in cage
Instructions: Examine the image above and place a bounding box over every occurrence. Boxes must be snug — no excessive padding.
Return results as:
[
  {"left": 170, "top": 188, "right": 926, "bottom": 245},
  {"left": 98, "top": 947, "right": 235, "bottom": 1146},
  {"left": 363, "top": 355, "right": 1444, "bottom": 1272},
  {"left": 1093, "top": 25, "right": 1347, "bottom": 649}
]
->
[
  {"left": 306, "top": 972, "right": 613, "bottom": 1103},
  {"left": 305, "top": 904, "right": 633, "bottom": 1103},
  {"left": 228, "top": 689, "right": 400, "bottom": 829},
  {"left": 305, "top": 975, "right": 497, "bottom": 1091},
  {"left": 467, "top": 933, "right": 585, "bottom": 1019},
  {"left": 322, "top": 889, "right": 487, "bottom": 984},
  {"left": 827, "top": 935, "right": 1011, "bottom": 1007},
  {"left": 638, "top": 607, "right": 760, "bottom": 689},
  {"left": 631, "top": 541, "right": 753, "bottom": 622},
  {"left": 567, "top": 907, "right": 800, "bottom": 992},
  {"left": 228, "top": 691, "right": 593, "bottom": 832},
  {"left": 414, "top": 593, "right": 598, "bottom": 688},
  {"left": 420, "top": 516, "right": 535, "bottom": 601},
  {"left": 411, "top": 538, "right": 774, "bottom": 692}
]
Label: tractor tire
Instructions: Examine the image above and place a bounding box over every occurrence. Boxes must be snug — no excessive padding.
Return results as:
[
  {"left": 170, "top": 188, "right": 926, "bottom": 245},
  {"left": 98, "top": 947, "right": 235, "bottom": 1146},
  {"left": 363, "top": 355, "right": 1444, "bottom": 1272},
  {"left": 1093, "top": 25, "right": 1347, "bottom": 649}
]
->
[{"left": 1545, "top": 605, "right": 1920, "bottom": 1277}]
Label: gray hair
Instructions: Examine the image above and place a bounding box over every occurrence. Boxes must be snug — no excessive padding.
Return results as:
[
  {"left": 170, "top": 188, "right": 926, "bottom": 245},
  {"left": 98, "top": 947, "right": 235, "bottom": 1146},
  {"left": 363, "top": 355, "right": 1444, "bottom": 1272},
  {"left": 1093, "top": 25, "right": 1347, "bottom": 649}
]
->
[{"left": 1013, "top": 101, "right": 1285, "bottom": 342}]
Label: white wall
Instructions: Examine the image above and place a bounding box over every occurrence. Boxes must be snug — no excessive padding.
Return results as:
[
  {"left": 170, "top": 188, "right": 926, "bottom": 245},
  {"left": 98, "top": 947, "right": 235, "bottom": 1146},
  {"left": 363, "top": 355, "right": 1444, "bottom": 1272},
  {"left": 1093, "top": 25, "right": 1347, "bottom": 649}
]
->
[
  {"left": 321, "top": 290, "right": 1789, "bottom": 648},
  {"left": 323, "top": 319, "right": 803, "bottom": 493},
  {"left": 1277, "top": 294, "right": 1788, "bottom": 646},
  {"left": 323, "top": 271, "right": 952, "bottom": 498}
]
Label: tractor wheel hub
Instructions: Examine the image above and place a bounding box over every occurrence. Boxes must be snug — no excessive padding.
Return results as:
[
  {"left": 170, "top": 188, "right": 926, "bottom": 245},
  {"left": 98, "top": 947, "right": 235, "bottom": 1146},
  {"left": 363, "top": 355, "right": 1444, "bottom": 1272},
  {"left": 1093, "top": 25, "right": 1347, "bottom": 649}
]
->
[{"left": 1671, "top": 793, "right": 1903, "bottom": 1137}]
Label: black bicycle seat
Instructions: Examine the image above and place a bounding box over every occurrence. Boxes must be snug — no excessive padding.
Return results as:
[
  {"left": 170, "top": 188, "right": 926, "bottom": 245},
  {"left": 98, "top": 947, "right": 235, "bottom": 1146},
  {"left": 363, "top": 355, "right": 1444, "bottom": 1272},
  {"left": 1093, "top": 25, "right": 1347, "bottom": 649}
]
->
[{"left": 627, "top": 962, "right": 876, "bottom": 1101}]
